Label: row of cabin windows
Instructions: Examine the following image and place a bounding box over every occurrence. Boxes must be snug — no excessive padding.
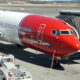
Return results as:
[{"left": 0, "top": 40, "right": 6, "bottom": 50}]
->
[
  {"left": 0, "top": 22, "right": 32, "bottom": 32},
  {"left": 0, "top": 22, "right": 18, "bottom": 29},
  {"left": 21, "top": 27, "right": 32, "bottom": 32}
]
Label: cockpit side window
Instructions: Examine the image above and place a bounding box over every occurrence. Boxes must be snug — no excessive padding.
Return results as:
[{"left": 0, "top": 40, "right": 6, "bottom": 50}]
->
[
  {"left": 52, "top": 30, "right": 56, "bottom": 35},
  {"left": 56, "top": 31, "right": 60, "bottom": 35},
  {"left": 52, "top": 30, "right": 60, "bottom": 36}
]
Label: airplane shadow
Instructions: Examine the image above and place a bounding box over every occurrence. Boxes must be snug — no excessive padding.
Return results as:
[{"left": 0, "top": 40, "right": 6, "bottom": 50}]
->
[
  {"left": 0, "top": 43, "right": 52, "bottom": 67},
  {"left": 0, "top": 43, "right": 80, "bottom": 70},
  {"left": 61, "top": 52, "right": 80, "bottom": 64}
]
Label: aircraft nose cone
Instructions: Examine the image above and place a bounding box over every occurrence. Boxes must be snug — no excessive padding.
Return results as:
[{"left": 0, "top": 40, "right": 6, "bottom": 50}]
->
[
  {"left": 74, "top": 43, "right": 80, "bottom": 50},
  {"left": 68, "top": 41, "right": 80, "bottom": 52},
  {"left": 59, "top": 36, "right": 80, "bottom": 53}
]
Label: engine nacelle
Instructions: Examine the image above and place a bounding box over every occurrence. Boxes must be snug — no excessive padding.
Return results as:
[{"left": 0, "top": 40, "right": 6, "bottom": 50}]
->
[{"left": 0, "top": 32, "right": 4, "bottom": 37}]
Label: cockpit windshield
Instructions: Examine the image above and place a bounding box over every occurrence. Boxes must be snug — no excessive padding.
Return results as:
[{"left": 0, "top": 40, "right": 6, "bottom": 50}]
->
[
  {"left": 52, "top": 30, "right": 76, "bottom": 36},
  {"left": 61, "top": 31, "right": 69, "bottom": 35},
  {"left": 70, "top": 31, "right": 76, "bottom": 35},
  {"left": 1, "top": 58, "right": 13, "bottom": 62}
]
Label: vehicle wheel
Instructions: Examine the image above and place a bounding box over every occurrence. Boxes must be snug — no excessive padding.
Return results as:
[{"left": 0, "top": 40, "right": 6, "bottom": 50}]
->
[
  {"left": 17, "top": 44, "right": 22, "bottom": 48},
  {"left": 3, "top": 78, "right": 6, "bottom": 80},
  {"left": 17, "top": 44, "right": 26, "bottom": 48}
]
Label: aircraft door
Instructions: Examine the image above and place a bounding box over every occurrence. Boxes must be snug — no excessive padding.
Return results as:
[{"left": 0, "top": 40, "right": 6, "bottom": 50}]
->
[{"left": 37, "top": 24, "right": 46, "bottom": 42}]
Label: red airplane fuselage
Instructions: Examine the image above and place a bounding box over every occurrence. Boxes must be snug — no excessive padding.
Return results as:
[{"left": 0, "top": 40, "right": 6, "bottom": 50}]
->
[
  {"left": 0, "top": 11, "right": 80, "bottom": 60},
  {"left": 19, "top": 15, "right": 80, "bottom": 59}
]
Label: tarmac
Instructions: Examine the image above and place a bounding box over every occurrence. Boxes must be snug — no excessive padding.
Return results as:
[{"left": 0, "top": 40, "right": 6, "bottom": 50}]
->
[{"left": 0, "top": 6, "right": 80, "bottom": 80}]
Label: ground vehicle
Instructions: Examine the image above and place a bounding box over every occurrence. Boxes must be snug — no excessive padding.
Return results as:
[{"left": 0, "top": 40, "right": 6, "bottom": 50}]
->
[
  {"left": 0, "top": 54, "right": 15, "bottom": 63},
  {"left": 0, "top": 53, "right": 32, "bottom": 80}
]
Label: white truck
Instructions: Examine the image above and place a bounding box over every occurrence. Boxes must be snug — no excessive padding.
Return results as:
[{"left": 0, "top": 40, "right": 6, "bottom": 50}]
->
[{"left": 0, "top": 53, "right": 32, "bottom": 80}]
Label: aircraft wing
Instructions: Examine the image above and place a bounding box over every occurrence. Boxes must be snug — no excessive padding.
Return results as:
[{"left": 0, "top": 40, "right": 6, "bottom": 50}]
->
[{"left": 60, "top": 10, "right": 80, "bottom": 16}]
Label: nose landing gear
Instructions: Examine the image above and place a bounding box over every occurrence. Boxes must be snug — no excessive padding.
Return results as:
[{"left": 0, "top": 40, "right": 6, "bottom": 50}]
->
[
  {"left": 54, "top": 56, "right": 61, "bottom": 67},
  {"left": 49, "top": 54, "right": 64, "bottom": 71},
  {"left": 54, "top": 60, "right": 61, "bottom": 67}
]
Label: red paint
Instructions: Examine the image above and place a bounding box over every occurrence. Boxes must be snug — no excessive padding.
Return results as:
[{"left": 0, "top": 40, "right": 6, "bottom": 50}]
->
[
  {"left": 8, "top": 72, "right": 12, "bottom": 77},
  {"left": 19, "top": 15, "right": 80, "bottom": 60}
]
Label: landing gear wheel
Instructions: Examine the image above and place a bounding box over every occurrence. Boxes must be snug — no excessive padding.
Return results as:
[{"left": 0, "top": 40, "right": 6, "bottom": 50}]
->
[
  {"left": 54, "top": 60, "right": 61, "bottom": 67},
  {"left": 3, "top": 78, "right": 6, "bottom": 80},
  {"left": 53, "top": 60, "right": 64, "bottom": 70}
]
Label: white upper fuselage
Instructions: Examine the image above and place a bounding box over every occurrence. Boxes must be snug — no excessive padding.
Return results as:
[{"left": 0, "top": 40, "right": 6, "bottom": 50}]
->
[{"left": 0, "top": 10, "right": 30, "bottom": 45}]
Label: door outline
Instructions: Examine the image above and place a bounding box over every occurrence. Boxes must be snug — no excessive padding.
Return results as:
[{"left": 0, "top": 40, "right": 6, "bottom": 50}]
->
[{"left": 37, "top": 24, "right": 46, "bottom": 42}]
